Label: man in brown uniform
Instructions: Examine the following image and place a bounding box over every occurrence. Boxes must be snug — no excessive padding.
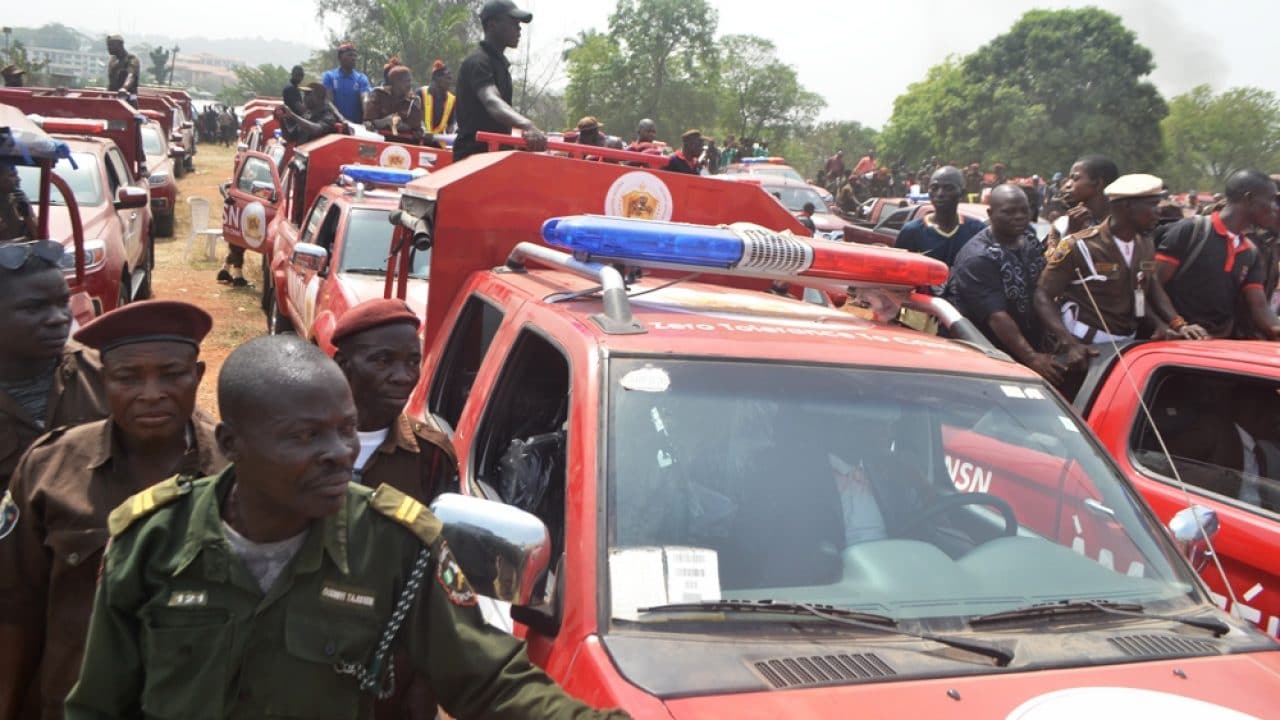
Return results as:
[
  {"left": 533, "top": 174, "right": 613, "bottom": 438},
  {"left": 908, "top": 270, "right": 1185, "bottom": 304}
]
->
[
  {"left": 104, "top": 35, "right": 139, "bottom": 101},
  {"left": 0, "top": 241, "right": 108, "bottom": 492},
  {"left": 332, "top": 299, "right": 456, "bottom": 502},
  {"left": 331, "top": 299, "right": 457, "bottom": 720},
  {"left": 364, "top": 65, "right": 428, "bottom": 144},
  {"left": 0, "top": 300, "right": 226, "bottom": 720},
  {"left": 1035, "top": 174, "right": 1207, "bottom": 380}
]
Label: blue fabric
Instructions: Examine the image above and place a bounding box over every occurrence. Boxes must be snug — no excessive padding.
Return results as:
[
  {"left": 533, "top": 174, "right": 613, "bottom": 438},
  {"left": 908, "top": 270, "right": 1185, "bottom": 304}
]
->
[
  {"left": 894, "top": 214, "right": 987, "bottom": 267},
  {"left": 322, "top": 68, "right": 372, "bottom": 123}
]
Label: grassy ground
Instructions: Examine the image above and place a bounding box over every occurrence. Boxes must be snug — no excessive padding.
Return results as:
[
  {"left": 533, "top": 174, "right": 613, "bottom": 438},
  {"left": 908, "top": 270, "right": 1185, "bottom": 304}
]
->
[{"left": 155, "top": 142, "right": 266, "bottom": 416}]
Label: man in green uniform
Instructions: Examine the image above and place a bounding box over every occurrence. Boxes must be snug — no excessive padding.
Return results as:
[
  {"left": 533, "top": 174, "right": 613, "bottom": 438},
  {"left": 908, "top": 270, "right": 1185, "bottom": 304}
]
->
[
  {"left": 1035, "top": 174, "right": 1208, "bottom": 379},
  {"left": 0, "top": 300, "right": 224, "bottom": 720},
  {"left": 105, "top": 35, "right": 139, "bottom": 102},
  {"left": 66, "top": 335, "right": 628, "bottom": 720}
]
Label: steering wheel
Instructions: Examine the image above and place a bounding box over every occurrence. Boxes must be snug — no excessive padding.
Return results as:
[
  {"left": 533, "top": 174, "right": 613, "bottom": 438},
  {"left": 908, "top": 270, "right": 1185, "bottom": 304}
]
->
[{"left": 902, "top": 492, "right": 1019, "bottom": 538}]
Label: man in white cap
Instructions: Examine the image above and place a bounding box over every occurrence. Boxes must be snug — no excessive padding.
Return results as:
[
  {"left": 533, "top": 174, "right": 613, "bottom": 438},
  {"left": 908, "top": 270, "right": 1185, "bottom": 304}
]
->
[{"left": 1036, "top": 173, "right": 1208, "bottom": 378}]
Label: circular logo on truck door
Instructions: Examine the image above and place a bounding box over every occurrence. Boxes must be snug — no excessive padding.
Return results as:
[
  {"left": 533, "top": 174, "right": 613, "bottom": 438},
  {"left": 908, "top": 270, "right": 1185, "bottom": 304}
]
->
[
  {"left": 379, "top": 144, "right": 412, "bottom": 170},
  {"left": 605, "top": 171, "right": 673, "bottom": 222},
  {"left": 241, "top": 201, "right": 267, "bottom": 249}
]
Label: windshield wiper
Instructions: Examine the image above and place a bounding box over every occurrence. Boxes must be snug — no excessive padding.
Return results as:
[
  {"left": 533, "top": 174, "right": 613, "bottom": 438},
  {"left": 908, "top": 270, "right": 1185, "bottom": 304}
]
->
[
  {"left": 970, "top": 599, "right": 1230, "bottom": 637},
  {"left": 637, "top": 599, "right": 1013, "bottom": 666}
]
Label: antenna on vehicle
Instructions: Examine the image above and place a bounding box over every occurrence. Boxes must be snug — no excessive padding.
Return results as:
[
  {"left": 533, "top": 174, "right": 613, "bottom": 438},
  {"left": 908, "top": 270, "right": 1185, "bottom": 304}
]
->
[{"left": 1072, "top": 269, "right": 1241, "bottom": 616}]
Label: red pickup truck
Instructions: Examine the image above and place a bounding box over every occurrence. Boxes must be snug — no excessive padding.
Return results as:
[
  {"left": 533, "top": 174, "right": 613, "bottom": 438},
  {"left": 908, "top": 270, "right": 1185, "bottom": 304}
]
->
[
  {"left": 371, "top": 145, "right": 1280, "bottom": 718},
  {"left": 1074, "top": 340, "right": 1280, "bottom": 640}
]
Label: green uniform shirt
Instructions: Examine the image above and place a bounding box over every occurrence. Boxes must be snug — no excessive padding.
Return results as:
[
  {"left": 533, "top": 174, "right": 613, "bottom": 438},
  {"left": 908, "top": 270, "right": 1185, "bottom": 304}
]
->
[{"left": 65, "top": 467, "right": 629, "bottom": 720}]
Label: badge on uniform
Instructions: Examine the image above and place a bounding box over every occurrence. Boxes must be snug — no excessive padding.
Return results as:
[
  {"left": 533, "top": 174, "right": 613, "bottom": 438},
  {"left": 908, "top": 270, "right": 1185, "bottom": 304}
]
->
[
  {"left": 0, "top": 490, "right": 19, "bottom": 540},
  {"left": 1048, "top": 237, "right": 1074, "bottom": 266},
  {"left": 435, "top": 542, "right": 478, "bottom": 607}
]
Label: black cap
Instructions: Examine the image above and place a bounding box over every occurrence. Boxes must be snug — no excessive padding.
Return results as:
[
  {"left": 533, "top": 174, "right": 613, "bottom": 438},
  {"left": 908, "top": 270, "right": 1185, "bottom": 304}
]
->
[{"left": 481, "top": 0, "right": 533, "bottom": 23}]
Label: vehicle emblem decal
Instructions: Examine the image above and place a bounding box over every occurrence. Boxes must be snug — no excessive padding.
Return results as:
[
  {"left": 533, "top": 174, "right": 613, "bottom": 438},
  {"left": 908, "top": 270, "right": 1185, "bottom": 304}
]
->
[
  {"left": 241, "top": 201, "right": 267, "bottom": 249},
  {"left": 605, "top": 171, "right": 673, "bottom": 222},
  {"left": 0, "top": 490, "right": 18, "bottom": 540},
  {"left": 379, "top": 145, "right": 412, "bottom": 170}
]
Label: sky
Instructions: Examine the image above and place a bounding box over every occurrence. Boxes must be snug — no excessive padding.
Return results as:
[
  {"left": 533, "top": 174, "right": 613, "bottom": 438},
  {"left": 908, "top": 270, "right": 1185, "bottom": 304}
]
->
[{"left": 8, "top": 0, "right": 1278, "bottom": 128}]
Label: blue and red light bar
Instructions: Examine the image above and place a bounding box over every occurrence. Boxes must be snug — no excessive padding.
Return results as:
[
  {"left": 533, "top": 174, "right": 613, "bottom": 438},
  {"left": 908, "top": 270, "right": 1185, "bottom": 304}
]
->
[
  {"left": 338, "top": 163, "right": 423, "bottom": 187},
  {"left": 541, "top": 215, "right": 949, "bottom": 288},
  {"left": 740, "top": 156, "right": 787, "bottom": 165}
]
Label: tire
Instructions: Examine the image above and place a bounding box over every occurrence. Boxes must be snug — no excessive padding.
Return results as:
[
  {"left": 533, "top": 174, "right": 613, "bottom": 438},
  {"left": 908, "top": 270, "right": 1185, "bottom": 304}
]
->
[
  {"left": 173, "top": 160, "right": 186, "bottom": 179},
  {"left": 266, "top": 289, "right": 294, "bottom": 335},
  {"left": 155, "top": 211, "right": 175, "bottom": 238}
]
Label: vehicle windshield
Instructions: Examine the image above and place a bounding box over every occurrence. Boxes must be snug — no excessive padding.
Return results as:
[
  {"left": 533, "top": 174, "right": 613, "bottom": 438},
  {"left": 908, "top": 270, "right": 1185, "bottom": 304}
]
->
[
  {"left": 141, "top": 127, "right": 164, "bottom": 157},
  {"left": 607, "top": 360, "right": 1198, "bottom": 626},
  {"left": 770, "top": 185, "right": 827, "bottom": 212},
  {"left": 338, "top": 208, "right": 429, "bottom": 278},
  {"left": 751, "top": 165, "right": 805, "bottom": 182},
  {"left": 14, "top": 153, "right": 105, "bottom": 207}
]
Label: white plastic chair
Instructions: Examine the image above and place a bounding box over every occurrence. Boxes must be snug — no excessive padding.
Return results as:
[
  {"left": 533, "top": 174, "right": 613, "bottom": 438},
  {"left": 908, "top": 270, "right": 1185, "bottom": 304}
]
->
[{"left": 186, "top": 197, "right": 225, "bottom": 261}]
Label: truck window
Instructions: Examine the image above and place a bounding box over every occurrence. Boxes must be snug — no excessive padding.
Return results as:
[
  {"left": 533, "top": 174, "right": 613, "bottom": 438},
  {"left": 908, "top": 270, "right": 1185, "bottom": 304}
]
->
[
  {"left": 428, "top": 295, "right": 504, "bottom": 430},
  {"left": 313, "top": 206, "right": 341, "bottom": 255},
  {"left": 103, "top": 149, "right": 127, "bottom": 194},
  {"left": 237, "top": 156, "right": 274, "bottom": 195},
  {"left": 1131, "top": 368, "right": 1280, "bottom": 516},
  {"left": 472, "top": 329, "right": 570, "bottom": 560},
  {"left": 300, "top": 196, "right": 331, "bottom": 245}
]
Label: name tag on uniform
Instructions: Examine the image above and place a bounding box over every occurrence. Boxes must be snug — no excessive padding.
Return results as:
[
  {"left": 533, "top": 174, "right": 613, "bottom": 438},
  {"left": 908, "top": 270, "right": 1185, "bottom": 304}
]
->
[
  {"left": 320, "top": 584, "right": 376, "bottom": 609},
  {"left": 168, "top": 591, "right": 208, "bottom": 607}
]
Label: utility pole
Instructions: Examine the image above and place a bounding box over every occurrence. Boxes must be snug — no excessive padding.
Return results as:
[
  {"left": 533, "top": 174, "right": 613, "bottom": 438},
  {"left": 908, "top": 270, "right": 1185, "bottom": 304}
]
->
[
  {"left": 2, "top": 27, "right": 11, "bottom": 54},
  {"left": 168, "top": 44, "right": 179, "bottom": 85}
]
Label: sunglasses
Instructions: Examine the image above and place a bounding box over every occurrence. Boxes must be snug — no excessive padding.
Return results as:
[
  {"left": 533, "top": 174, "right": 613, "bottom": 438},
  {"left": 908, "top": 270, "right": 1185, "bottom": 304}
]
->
[{"left": 0, "top": 240, "right": 66, "bottom": 270}]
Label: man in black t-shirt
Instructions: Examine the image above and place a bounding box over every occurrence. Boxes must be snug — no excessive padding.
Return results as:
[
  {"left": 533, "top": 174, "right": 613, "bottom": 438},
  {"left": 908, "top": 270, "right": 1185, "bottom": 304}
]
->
[
  {"left": 282, "top": 66, "right": 305, "bottom": 114},
  {"left": 453, "top": 0, "right": 547, "bottom": 160},
  {"left": 1155, "top": 170, "right": 1280, "bottom": 339}
]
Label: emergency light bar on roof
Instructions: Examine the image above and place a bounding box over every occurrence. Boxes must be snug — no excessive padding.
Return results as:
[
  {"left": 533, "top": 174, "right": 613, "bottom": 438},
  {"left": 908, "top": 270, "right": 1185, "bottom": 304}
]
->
[
  {"left": 0, "top": 107, "right": 72, "bottom": 162},
  {"left": 30, "top": 117, "right": 108, "bottom": 134},
  {"left": 740, "top": 157, "right": 786, "bottom": 165},
  {"left": 338, "top": 163, "right": 424, "bottom": 187},
  {"left": 541, "top": 215, "right": 949, "bottom": 289}
]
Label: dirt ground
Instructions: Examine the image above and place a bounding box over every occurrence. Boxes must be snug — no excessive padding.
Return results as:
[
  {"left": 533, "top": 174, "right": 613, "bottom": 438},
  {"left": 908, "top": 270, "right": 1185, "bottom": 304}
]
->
[{"left": 156, "top": 142, "right": 265, "bottom": 416}]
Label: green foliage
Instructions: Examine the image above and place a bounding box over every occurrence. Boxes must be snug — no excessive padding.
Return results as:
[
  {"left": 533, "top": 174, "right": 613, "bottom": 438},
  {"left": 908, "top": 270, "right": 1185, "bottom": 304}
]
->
[
  {"left": 12, "top": 23, "right": 87, "bottom": 52},
  {"left": 315, "top": 0, "right": 482, "bottom": 84},
  {"left": 717, "top": 35, "right": 824, "bottom": 146},
  {"left": 148, "top": 47, "right": 171, "bottom": 84},
  {"left": 881, "top": 8, "right": 1167, "bottom": 176},
  {"left": 220, "top": 64, "right": 292, "bottom": 104},
  {"left": 1, "top": 41, "right": 47, "bottom": 77},
  {"left": 563, "top": 31, "right": 622, "bottom": 128},
  {"left": 1160, "top": 85, "right": 1280, "bottom": 191}
]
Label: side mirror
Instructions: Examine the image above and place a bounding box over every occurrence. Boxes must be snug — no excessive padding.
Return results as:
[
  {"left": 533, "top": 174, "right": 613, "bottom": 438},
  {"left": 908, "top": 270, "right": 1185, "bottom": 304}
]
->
[
  {"left": 181, "top": 120, "right": 193, "bottom": 129},
  {"left": 1168, "top": 505, "right": 1219, "bottom": 572},
  {"left": 250, "top": 180, "right": 278, "bottom": 204},
  {"left": 170, "top": 130, "right": 184, "bottom": 142},
  {"left": 291, "top": 242, "right": 329, "bottom": 275},
  {"left": 236, "top": 142, "right": 249, "bottom": 152},
  {"left": 114, "top": 186, "right": 149, "bottom": 210},
  {"left": 218, "top": 181, "right": 232, "bottom": 202},
  {"left": 169, "top": 144, "right": 185, "bottom": 159},
  {"left": 429, "top": 493, "right": 552, "bottom": 609}
]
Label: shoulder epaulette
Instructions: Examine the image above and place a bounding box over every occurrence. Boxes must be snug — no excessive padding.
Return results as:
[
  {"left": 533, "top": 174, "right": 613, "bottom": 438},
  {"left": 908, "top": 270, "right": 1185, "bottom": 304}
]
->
[
  {"left": 369, "top": 484, "right": 442, "bottom": 546},
  {"left": 107, "top": 475, "right": 194, "bottom": 536},
  {"left": 31, "top": 425, "right": 72, "bottom": 448}
]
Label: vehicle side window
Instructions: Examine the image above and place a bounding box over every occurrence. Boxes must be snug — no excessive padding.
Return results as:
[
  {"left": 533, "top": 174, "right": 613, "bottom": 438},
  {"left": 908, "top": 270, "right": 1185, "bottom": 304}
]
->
[
  {"left": 880, "top": 208, "right": 911, "bottom": 231},
  {"left": 300, "top": 196, "right": 330, "bottom": 245},
  {"left": 472, "top": 329, "right": 570, "bottom": 560},
  {"left": 429, "top": 295, "right": 504, "bottom": 430},
  {"left": 313, "top": 206, "right": 341, "bottom": 254},
  {"left": 103, "top": 151, "right": 125, "bottom": 194},
  {"left": 289, "top": 164, "right": 309, "bottom": 226},
  {"left": 236, "top": 157, "right": 273, "bottom": 195},
  {"left": 1131, "top": 368, "right": 1280, "bottom": 516}
]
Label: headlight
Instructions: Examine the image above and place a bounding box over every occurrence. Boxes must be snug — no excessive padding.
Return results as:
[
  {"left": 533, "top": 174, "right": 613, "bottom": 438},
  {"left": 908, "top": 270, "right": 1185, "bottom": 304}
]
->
[
  {"left": 148, "top": 172, "right": 170, "bottom": 186},
  {"left": 60, "top": 239, "right": 109, "bottom": 275}
]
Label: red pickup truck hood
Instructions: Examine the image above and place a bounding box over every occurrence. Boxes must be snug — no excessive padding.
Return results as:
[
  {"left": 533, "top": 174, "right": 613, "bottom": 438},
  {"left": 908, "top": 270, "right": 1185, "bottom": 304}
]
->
[
  {"left": 339, "top": 273, "right": 429, "bottom": 321},
  {"left": 44, "top": 202, "right": 114, "bottom": 243},
  {"left": 661, "top": 652, "right": 1280, "bottom": 719}
]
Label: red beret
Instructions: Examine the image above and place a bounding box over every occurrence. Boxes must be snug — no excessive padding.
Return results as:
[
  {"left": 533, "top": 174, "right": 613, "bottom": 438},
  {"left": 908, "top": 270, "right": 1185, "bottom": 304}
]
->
[
  {"left": 74, "top": 300, "right": 212, "bottom": 354},
  {"left": 331, "top": 299, "right": 420, "bottom": 345}
]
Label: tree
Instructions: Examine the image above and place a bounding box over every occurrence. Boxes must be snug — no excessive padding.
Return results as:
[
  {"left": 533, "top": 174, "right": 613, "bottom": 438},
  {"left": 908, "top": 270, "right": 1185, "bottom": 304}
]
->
[
  {"left": 782, "top": 121, "right": 881, "bottom": 180},
  {"left": 563, "top": 30, "right": 622, "bottom": 129},
  {"left": 1160, "top": 85, "right": 1280, "bottom": 190},
  {"left": 717, "top": 35, "right": 824, "bottom": 145},
  {"left": 881, "top": 8, "right": 1166, "bottom": 175},
  {"left": 149, "top": 46, "right": 171, "bottom": 84},
  {"left": 603, "top": 0, "right": 721, "bottom": 143},
  {"left": 220, "top": 63, "right": 292, "bottom": 104},
  {"left": 314, "top": 0, "right": 482, "bottom": 84},
  {"left": 1, "top": 41, "right": 48, "bottom": 77}
]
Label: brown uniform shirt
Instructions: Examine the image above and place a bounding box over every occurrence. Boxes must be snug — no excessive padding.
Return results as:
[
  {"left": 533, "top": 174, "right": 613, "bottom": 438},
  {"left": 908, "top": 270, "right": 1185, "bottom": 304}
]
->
[
  {"left": 1040, "top": 220, "right": 1156, "bottom": 340},
  {"left": 362, "top": 87, "right": 426, "bottom": 139},
  {"left": 0, "top": 410, "right": 227, "bottom": 720},
  {"left": 353, "top": 413, "right": 457, "bottom": 720},
  {"left": 106, "top": 53, "right": 139, "bottom": 94},
  {"left": 0, "top": 341, "right": 108, "bottom": 492}
]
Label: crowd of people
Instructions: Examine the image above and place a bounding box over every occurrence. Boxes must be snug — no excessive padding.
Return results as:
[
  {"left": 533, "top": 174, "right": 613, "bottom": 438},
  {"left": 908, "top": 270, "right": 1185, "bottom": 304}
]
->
[{"left": 886, "top": 156, "right": 1280, "bottom": 393}]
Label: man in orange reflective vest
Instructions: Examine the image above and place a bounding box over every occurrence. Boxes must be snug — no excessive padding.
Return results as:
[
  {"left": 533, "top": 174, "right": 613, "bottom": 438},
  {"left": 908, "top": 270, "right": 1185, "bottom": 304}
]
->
[{"left": 422, "top": 60, "right": 456, "bottom": 150}]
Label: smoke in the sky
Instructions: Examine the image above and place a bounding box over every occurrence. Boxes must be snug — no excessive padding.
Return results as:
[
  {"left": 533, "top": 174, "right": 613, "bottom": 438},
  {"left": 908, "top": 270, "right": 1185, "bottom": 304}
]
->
[{"left": 1107, "top": 0, "right": 1231, "bottom": 96}]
